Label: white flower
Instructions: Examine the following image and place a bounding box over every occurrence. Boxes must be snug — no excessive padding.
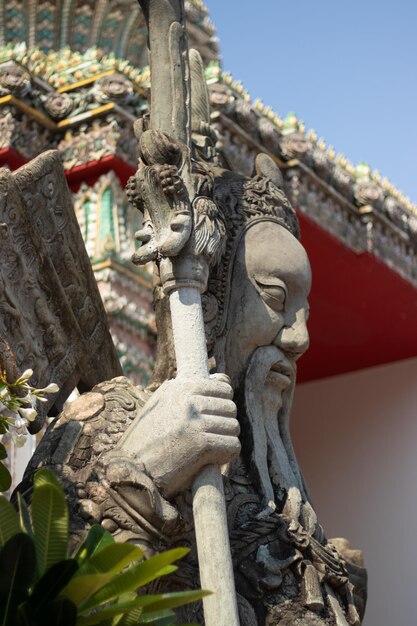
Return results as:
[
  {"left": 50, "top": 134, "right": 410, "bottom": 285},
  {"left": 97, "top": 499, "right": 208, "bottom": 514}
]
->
[
  {"left": 17, "top": 407, "right": 37, "bottom": 422},
  {"left": 11, "top": 431, "right": 27, "bottom": 447},
  {"left": 39, "top": 383, "right": 59, "bottom": 394},
  {"left": 0, "top": 388, "right": 10, "bottom": 401},
  {"left": 16, "top": 369, "right": 33, "bottom": 383},
  {"left": 19, "top": 392, "right": 38, "bottom": 408},
  {"left": 13, "top": 416, "right": 28, "bottom": 432},
  {"left": 0, "top": 400, "right": 7, "bottom": 412}
]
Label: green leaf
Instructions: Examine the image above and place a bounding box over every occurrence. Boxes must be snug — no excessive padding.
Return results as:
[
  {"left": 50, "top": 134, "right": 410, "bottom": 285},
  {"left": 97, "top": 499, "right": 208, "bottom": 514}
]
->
[
  {"left": 76, "top": 590, "right": 207, "bottom": 626},
  {"left": 61, "top": 571, "right": 117, "bottom": 607},
  {"left": 78, "top": 543, "right": 144, "bottom": 577},
  {"left": 78, "top": 548, "right": 188, "bottom": 615},
  {"left": 0, "top": 462, "right": 11, "bottom": 493},
  {"left": 31, "top": 478, "right": 68, "bottom": 575},
  {"left": 121, "top": 547, "right": 188, "bottom": 584},
  {"left": 116, "top": 592, "right": 137, "bottom": 604},
  {"left": 76, "top": 598, "right": 153, "bottom": 625},
  {"left": 33, "top": 468, "right": 63, "bottom": 491},
  {"left": 0, "top": 496, "right": 20, "bottom": 548},
  {"left": 28, "top": 558, "right": 78, "bottom": 611},
  {"left": 17, "top": 493, "right": 33, "bottom": 537},
  {"left": 141, "top": 590, "right": 210, "bottom": 614},
  {"left": 117, "top": 606, "right": 143, "bottom": 626},
  {"left": 76, "top": 600, "right": 144, "bottom": 626},
  {"left": 0, "top": 443, "right": 7, "bottom": 461},
  {"left": 138, "top": 609, "right": 175, "bottom": 624},
  {"left": 78, "top": 563, "right": 178, "bottom": 614},
  {"left": 73, "top": 525, "right": 114, "bottom": 566},
  {"left": 0, "top": 533, "right": 36, "bottom": 625}
]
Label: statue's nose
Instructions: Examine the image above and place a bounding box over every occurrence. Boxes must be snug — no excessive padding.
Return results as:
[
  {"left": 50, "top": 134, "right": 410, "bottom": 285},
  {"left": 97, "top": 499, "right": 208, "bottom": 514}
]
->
[{"left": 275, "top": 313, "right": 309, "bottom": 360}]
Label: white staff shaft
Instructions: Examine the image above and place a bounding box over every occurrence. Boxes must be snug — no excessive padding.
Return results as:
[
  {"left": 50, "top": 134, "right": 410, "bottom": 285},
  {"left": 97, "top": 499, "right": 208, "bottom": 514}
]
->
[{"left": 169, "top": 287, "right": 240, "bottom": 626}]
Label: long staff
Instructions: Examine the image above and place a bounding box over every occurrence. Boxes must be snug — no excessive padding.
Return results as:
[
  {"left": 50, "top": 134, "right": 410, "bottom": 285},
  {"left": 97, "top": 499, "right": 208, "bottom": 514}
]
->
[{"left": 135, "top": 1, "right": 239, "bottom": 624}]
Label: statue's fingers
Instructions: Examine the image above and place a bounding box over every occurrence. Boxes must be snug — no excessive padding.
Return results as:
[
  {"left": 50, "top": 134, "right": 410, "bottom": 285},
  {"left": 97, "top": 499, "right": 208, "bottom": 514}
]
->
[
  {"left": 192, "top": 396, "right": 237, "bottom": 417},
  {"left": 201, "top": 415, "right": 240, "bottom": 437},
  {"left": 190, "top": 378, "right": 234, "bottom": 400},
  {"left": 201, "top": 434, "right": 241, "bottom": 464}
]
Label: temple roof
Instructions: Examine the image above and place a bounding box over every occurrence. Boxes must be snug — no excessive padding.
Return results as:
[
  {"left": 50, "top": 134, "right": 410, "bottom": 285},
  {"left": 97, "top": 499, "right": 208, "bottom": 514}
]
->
[{"left": 1, "top": 0, "right": 219, "bottom": 66}]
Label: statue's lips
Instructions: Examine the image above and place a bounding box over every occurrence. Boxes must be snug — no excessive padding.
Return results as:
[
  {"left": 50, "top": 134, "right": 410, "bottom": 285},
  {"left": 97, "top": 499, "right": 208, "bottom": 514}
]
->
[
  {"left": 267, "top": 359, "right": 294, "bottom": 388},
  {"left": 246, "top": 347, "right": 295, "bottom": 393}
]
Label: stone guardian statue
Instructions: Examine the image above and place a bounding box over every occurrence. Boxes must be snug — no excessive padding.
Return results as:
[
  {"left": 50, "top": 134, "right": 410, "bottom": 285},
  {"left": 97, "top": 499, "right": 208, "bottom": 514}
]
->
[{"left": 17, "top": 2, "right": 367, "bottom": 624}]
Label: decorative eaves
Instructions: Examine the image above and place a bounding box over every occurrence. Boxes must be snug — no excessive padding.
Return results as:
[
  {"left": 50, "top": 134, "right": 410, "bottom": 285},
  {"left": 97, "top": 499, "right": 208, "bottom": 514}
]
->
[
  {"left": 0, "top": 43, "right": 414, "bottom": 286},
  {"left": 206, "top": 63, "right": 417, "bottom": 241}
]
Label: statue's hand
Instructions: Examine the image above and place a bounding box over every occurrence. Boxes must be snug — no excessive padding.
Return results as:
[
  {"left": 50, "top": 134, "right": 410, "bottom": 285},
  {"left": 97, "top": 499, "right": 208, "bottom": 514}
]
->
[{"left": 113, "top": 374, "right": 240, "bottom": 499}]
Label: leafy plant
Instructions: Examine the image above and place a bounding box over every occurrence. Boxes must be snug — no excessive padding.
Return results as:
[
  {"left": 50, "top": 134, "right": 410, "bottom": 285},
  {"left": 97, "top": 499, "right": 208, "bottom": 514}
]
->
[{"left": 0, "top": 469, "right": 207, "bottom": 625}]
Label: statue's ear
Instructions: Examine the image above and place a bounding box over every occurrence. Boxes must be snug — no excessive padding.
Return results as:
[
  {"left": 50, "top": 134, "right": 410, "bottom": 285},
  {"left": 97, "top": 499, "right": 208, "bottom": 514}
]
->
[
  {"left": 254, "top": 153, "right": 284, "bottom": 188},
  {"left": 190, "top": 48, "right": 211, "bottom": 129}
]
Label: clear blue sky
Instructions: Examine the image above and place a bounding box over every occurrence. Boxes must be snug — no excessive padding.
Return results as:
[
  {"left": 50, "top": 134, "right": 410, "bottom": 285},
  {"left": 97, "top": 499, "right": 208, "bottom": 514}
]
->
[{"left": 206, "top": 1, "right": 416, "bottom": 203}]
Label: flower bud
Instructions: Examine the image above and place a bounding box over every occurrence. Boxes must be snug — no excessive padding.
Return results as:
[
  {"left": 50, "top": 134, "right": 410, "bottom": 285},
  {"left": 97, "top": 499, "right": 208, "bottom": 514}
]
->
[
  {"left": 16, "top": 369, "right": 34, "bottom": 383},
  {"left": 39, "top": 383, "right": 59, "bottom": 394},
  {"left": 13, "top": 417, "right": 28, "bottom": 430},
  {"left": 18, "top": 407, "right": 37, "bottom": 422}
]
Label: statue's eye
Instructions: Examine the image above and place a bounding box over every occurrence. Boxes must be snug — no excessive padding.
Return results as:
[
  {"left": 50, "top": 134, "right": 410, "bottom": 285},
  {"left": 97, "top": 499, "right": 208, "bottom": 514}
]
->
[{"left": 255, "top": 280, "right": 287, "bottom": 312}]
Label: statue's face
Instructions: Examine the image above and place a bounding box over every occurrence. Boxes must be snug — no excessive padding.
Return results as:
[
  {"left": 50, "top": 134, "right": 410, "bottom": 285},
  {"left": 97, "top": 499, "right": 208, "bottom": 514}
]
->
[{"left": 224, "top": 220, "right": 311, "bottom": 390}]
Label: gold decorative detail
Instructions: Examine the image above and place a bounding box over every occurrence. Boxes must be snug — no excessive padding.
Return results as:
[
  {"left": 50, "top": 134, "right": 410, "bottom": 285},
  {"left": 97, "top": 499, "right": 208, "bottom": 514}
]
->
[
  {"left": 0, "top": 95, "right": 56, "bottom": 130},
  {"left": 57, "top": 71, "right": 118, "bottom": 93},
  {"left": 57, "top": 104, "right": 115, "bottom": 128}
]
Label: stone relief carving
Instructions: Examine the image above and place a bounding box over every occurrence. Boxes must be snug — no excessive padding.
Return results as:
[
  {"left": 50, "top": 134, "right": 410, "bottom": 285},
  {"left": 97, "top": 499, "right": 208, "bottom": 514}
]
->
[
  {"left": 0, "top": 62, "right": 31, "bottom": 96},
  {"left": 284, "top": 165, "right": 417, "bottom": 288},
  {"left": 17, "top": 43, "right": 367, "bottom": 625},
  {"left": 0, "top": 151, "right": 121, "bottom": 430},
  {"left": 285, "top": 166, "right": 368, "bottom": 256},
  {"left": 57, "top": 116, "right": 138, "bottom": 170},
  {"left": 93, "top": 74, "right": 134, "bottom": 103},
  {"left": 43, "top": 92, "right": 74, "bottom": 120},
  {"left": 0, "top": 105, "right": 55, "bottom": 159},
  {"left": 13, "top": 152, "right": 118, "bottom": 374}
]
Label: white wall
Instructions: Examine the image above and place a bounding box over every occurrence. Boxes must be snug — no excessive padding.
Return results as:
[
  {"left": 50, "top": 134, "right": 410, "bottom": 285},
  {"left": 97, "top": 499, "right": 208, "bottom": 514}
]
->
[{"left": 292, "top": 357, "right": 417, "bottom": 626}]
